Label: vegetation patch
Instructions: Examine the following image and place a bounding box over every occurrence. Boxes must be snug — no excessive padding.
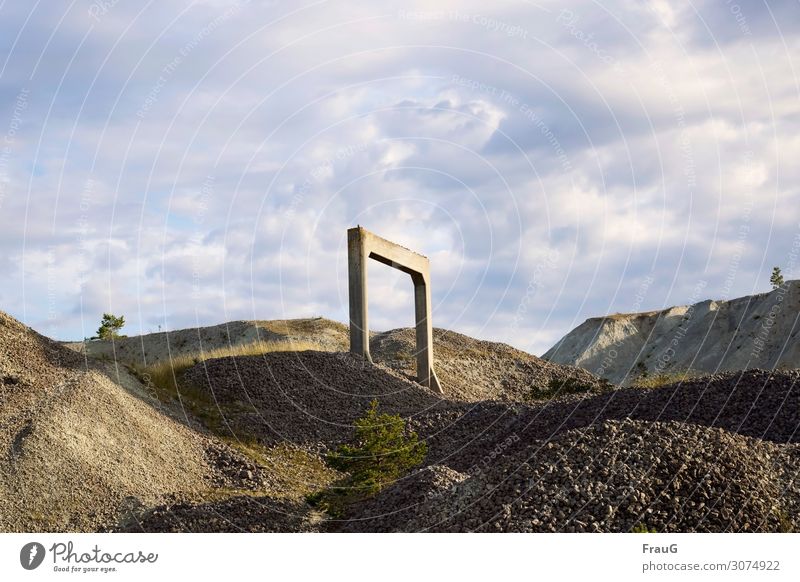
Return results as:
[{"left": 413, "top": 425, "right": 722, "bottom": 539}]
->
[
  {"left": 529, "top": 376, "right": 596, "bottom": 401},
  {"left": 631, "top": 371, "right": 698, "bottom": 390},
  {"left": 307, "top": 400, "right": 427, "bottom": 517},
  {"left": 228, "top": 441, "right": 340, "bottom": 500}
]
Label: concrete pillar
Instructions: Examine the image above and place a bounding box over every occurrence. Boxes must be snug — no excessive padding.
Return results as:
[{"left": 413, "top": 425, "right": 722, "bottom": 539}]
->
[
  {"left": 347, "top": 226, "right": 443, "bottom": 393},
  {"left": 347, "top": 227, "right": 371, "bottom": 362}
]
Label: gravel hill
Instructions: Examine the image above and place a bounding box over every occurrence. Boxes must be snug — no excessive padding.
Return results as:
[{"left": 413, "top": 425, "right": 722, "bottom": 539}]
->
[
  {"left": 0, "top": 311, "right": 288, "bottom": 532},
  {"left": 544, "top": 280, "right": 800, "bottom": 384},
  {"left": 66, "top": 317, "right": 606, "bottom": 403},
  {"left": 340, "top": 419, "right": 798, "bottom": 533},
  {"left": 331, "top": 369, "right": 800, "bottom": 532},
  {"left": 370, "top": 327, "right": 609, "bottom": 401},
  {"left": 64, "top": 318, "right": 350, "bottom": 365},
  {"left": 181, "top": 350, "right": 448, "bottom": 448}
]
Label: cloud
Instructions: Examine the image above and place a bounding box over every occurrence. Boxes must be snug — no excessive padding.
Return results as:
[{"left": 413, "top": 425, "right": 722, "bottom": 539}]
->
[{"left": 0, "top": 0, "right": 798, "bottom": 355}]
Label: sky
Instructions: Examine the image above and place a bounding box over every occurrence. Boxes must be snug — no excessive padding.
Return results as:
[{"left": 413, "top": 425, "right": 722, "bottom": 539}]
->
[{"left": 0, "top": 0, "right": 798, "bottom": 355}]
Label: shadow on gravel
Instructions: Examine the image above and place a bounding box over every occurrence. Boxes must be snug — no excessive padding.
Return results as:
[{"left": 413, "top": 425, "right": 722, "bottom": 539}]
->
[
  {"left": 114, "top": 495, "right": 317, "bottom": 533},
  {"left": 417, "top": 368, "right": 800, "bottom": 471},
  {"left": 181, "top": 350, "right": 449, "bottom": 447}
]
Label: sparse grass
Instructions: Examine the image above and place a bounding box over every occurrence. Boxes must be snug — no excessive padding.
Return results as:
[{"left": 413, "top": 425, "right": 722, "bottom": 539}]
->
[
  {"left": 631, "top": 371, "right": 698, "bottom": 390},
  {"left": 632, "top": 523, "right": 657, "bottom": 533},
  {"left": 232, "top": 441, "right": 340, "bottom": 496},
  {"left": 256, "top": 317, "right": 345, "bottom": 336},
  {"left": 529, "top": 376, "right": 594, "bottom": 401},
  {"left": 199, "top": 442, "right": 341, "bottom": 502},
  {"left": 774, "top": 508, "right": 795, "bottom": 533}
]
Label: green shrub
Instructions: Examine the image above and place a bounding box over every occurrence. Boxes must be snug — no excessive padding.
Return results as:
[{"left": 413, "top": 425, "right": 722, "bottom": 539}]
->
[
  {"left": 308, "top": 400, "right": 426, "bottom": 516},
  {"left": 327, "top": 400, "right": 427, "bottom": 495}
]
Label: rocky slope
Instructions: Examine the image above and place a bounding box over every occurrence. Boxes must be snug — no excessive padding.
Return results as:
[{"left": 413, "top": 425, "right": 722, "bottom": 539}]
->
[
  {"left": 0, "top": 311, "right": 304, "bottom": 532},
  {"left": 370, "top": 327, "right": 609, "bottom": 401},
  {"left": 335, "top": 369, "right": 800, "bottom": 533},
  {"left": 339, "top": 420, "right": 798, "bottom": 533},
  {"left": 543, "top": 280, "right": 800, "bottom": 384}
]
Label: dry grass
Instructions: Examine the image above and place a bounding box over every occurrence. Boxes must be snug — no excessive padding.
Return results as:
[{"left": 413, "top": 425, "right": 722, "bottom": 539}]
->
[{"left": 630, "top": 370, "right": 699, "bottom": 390}]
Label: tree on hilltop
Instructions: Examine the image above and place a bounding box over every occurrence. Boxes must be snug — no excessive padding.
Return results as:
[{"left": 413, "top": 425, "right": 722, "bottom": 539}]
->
[
  {"left": 770, "top": 267, "right": 784, "bottom": 290},
  {"left": 96, "top": 313, "right": 125, "bottom": 340}
]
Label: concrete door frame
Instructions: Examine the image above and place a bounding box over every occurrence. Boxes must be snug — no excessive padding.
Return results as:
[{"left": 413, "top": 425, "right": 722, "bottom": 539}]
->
[{"left": 347, "top": 226, "right": 443, "bottom": 393}]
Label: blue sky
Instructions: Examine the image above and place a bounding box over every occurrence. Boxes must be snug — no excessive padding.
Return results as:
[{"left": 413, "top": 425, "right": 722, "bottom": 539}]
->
[{"left": 1, "top": 0, "right": 798, "bottom": 354}]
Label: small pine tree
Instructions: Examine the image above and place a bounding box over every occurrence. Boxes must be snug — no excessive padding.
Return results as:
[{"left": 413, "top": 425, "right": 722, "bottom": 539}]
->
[
  {"left": 770, "top": 267, "right": 784, "bottom": 290},
  {"left": 97, "top": 313, "right": 125, "bottom": 340},
  {"left": 326, "top": 400, "right": 427, "bottom": 495}
]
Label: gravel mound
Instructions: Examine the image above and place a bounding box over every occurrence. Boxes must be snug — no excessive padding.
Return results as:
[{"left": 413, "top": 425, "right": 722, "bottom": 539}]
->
[
  {"left": 116, "top": 495, "right": 320, "bottom": 533},
  {"left": 0, "top": 310, "right": 260, "bottom": 532},
  {"left": 70, "top": 318, "right": 608, "bottom": 404},
  {"left": 371, "top": 327, "right": 610, "bottom": 402},
  {"left": 349, "top": 420, "right": 800, "bottom": 533},
  {"left": 182, "top": 351, "right": 447, "bottom": 448},
  {"left": 413, "top": 369, "right": 800, "bottom": 472},
  {"left": 335, "top": 465, "right": 469, "bottom": 532},
  {"left": 6, "top": 307, "right": 799, "bottom": 533}
]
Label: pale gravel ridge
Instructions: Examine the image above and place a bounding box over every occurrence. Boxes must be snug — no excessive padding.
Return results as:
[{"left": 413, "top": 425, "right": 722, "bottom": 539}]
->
[
  {"left": 370, "top": 326, "right": 610, "bottom": 402},
  {"left": 63, "top": 318, "right": 350, "bottom": 366},
  {"left": 543, "top": 280, "right": 800, "bottom": 384}
]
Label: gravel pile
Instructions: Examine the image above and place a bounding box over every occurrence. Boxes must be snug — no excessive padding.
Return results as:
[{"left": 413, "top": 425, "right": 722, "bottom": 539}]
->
[
  {"left": 0, "top": 310, "right": 271, "bottom": 532},
  {"left": 116, "top": 494, "right": 320, "bottom": 533},
  {"left": 69, "top": 317, "right": 607, "bottom": 404},
  {"left": 335, "top": 465, "right": 469, "bottom": 532},
  {"left": 371, "top": 327, "right": 610, "bottom": 402},
  {"left": 412, "top": 369, "right": 800, "bottom": 472},
  {"left": 182, "top": 350, "right": 447, "bottom": 447},
  {"left": 5, "top": 307, "right": 799, "bottom": 533},
  {"left": 204, "top": 443, "right": 275, "bottom": 491},
  {"left": 344, "top": 419, "right": 799, "bottom": 533}
]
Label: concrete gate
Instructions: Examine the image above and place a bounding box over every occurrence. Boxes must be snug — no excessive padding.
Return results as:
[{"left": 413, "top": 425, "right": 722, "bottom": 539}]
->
[{"left": 347, "top": 226, "right": 443, "bottom": 393}]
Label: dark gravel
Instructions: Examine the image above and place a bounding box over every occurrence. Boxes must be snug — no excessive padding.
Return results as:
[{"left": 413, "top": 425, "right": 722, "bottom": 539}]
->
[
  {"left": 334, "top": 465, "right": 469, "bottom": 533},
  {"left": 342, "top": 419, "right": 800, "bottom": 533},
  {"left": 413, "top": 369, "right": 800, "bottom": 473},
  {"left": 116, "top": 495, "right": 320, "bottom": 533},
  {"left": 182, "top": 351, "right": 448, "bottom": 448}
]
